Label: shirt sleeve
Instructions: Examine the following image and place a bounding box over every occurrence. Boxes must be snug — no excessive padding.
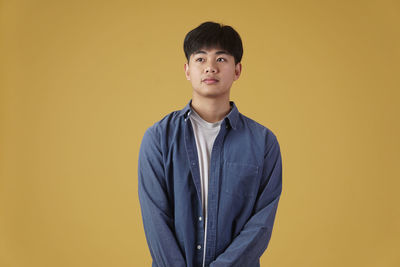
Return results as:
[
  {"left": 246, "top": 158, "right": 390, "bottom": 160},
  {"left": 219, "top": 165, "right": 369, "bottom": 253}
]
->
[
  {"left": 210, "top": 133, "right": 283, "bottom": 267},
  {"left": 138, "top": 125, "right": 186, "bottom": 267}
]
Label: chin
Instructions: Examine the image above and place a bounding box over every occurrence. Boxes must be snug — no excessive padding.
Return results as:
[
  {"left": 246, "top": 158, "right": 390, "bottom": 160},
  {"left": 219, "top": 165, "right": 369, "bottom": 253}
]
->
[{"left": 195, "top": 90, "right": 228, "bottom": 99}]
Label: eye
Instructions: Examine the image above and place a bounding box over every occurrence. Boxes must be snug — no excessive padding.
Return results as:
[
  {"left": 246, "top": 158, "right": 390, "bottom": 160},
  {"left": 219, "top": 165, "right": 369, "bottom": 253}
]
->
[
  {"left": 196, "top": 58, "right": 204, "bottom": 62},
  {"left": 217, "top": 57, "right": 226, "bottom": 62}
]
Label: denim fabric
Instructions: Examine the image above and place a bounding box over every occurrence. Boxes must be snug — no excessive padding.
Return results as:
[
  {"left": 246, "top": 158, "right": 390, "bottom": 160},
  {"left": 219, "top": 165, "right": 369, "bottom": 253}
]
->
[{"left": 138, "top": 99, "right": 283, "bottom": 267}]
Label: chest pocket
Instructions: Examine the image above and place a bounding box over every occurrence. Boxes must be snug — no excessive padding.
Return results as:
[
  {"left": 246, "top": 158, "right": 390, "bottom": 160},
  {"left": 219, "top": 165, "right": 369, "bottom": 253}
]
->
[{"left": 222, "top": 161, "right": 260, "bottom": 198}]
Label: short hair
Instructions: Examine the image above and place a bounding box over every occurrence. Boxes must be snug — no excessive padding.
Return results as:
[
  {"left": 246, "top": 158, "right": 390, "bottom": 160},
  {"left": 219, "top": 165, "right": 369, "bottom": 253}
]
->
[{"left": 183, "top": 21, "right": 243, "bottom": 65}]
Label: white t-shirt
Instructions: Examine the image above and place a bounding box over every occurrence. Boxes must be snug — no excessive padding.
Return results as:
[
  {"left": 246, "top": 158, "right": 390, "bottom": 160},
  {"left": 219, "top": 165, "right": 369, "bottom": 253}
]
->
[{"left": 189, "top": 108, "right": 223, "bottom": 267}]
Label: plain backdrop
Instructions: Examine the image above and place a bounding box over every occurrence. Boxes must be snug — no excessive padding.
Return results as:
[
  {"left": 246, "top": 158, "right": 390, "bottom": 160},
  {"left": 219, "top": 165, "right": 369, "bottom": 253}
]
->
[{"left": 1, "top": 0, "right": 399, "bottom": 266}]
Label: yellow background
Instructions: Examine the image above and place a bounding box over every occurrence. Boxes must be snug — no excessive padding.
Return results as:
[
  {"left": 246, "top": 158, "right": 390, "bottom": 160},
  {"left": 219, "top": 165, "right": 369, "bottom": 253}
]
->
[{"left": 1, "top": 0, "right": 399, "bottom": 266}]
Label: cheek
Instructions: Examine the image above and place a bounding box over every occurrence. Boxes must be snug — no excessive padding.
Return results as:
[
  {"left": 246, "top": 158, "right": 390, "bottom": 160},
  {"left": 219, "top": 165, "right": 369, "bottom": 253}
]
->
[
  {"left": 222, "top": 69, "right": 236, "bottom": 79},
  {"left": 191, "top": 71, "right": 202, "bottom": 82}
]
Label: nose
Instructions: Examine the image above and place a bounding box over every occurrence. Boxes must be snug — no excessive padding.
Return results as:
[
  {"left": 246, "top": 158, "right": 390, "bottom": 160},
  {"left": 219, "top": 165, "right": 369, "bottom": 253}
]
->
[{"left": 205, "top": 62, "right": 217, "bottom": 73}]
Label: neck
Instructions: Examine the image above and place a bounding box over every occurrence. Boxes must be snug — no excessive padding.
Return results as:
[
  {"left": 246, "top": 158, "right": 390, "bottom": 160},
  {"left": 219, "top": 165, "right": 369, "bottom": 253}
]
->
[{"left": 191, "top": 95, "right": 231, "bottom": 123}]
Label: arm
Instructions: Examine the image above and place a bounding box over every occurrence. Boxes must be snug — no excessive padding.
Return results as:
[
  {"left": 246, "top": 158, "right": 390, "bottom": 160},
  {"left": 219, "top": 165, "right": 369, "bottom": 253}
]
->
[
  {"left": 210, "top": 134, "right": 283, "bottom": 267},
  {"left": 138, "top": 125, "right": 186, "bottom": 267}
]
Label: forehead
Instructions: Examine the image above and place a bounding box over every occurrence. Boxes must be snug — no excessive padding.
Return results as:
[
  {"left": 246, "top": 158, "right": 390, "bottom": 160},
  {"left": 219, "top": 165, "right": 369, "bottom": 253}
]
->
[{"left": 191, "top": 47, "right": 232, "bottom": 57}]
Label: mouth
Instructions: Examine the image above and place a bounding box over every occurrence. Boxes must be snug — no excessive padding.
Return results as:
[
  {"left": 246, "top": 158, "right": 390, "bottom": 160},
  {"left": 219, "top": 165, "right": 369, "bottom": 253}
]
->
[{"left": 202, "top": 78, "right": 219, "bottom": 84}]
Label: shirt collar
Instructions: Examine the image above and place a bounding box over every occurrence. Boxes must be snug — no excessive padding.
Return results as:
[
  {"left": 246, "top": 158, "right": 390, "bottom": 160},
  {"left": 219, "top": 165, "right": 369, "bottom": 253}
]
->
[{"left": 179, "top": 99, "right": 239, "bottom": 130}]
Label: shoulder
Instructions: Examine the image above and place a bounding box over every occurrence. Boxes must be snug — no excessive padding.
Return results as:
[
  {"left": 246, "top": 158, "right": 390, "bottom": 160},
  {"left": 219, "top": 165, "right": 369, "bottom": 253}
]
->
[
  {"left": 143, "top": 109, "right": 182, "bottom": 139},
  {"left": 237, "top": 112, "right": 281, "bottom": 160},
  {"left": 239, "top": 113, "right": 279, "bottom": 144}
]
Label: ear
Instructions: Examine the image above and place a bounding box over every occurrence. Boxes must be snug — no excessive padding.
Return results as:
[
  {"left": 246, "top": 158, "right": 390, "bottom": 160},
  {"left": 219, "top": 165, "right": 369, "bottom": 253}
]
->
[
  {"left": 184, "top": 63, "right": 190, "bottom": 80},
  {"left": 233, "top": 62, "right": 242, "bottom": 81}
]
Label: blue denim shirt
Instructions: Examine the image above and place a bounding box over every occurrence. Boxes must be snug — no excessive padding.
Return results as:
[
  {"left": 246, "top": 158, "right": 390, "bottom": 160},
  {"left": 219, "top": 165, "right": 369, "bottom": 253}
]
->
[{"left": 138, "top": 99, "right": 283, "bottom": 267}]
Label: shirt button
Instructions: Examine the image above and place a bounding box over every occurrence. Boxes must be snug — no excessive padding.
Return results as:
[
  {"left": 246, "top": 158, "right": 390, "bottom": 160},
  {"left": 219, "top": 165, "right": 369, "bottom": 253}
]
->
[
  {"left": 199, "top": 216, "right": 202, "bottom": 221},
  {"left": 192, "top": 162, "right": 196, "bottom": 166},
  {"left": 197, "top": 245, "right": 202, "bottom": 250}
]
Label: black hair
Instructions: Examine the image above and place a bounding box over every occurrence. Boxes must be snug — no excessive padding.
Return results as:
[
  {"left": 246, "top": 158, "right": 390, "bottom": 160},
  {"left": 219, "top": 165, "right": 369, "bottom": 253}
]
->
[{"left": 183, "top": 21, "right": 243, "bottom": 65}]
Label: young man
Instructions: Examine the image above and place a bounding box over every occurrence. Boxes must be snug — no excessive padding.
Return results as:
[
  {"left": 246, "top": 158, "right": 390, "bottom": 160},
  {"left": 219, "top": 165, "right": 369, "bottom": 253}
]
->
[{"left": 138, "top": 21, "right": 283, "bottom": 267}]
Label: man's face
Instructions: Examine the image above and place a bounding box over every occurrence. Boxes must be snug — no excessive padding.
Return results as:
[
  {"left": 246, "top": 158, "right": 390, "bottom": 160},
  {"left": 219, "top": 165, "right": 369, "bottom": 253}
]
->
[{"left": 184, "top": 47, "right": 242, "bottom": 99}]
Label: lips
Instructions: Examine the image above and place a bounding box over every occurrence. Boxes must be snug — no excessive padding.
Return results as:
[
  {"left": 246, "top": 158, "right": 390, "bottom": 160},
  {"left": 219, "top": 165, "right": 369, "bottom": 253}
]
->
[{"left": 202, "top": 78, "right": 219, "bottom": 84}]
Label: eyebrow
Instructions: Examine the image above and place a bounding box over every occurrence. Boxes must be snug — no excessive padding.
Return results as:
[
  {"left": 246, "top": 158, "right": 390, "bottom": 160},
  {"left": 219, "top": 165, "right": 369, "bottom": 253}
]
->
[{"left": 193, "top": 50, "right": 230, "bottom": 56}]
